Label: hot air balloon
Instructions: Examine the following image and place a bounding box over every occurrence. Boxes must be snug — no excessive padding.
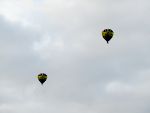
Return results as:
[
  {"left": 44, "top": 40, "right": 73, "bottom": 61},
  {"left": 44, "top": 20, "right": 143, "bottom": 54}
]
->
[
  {"left": 102, "top": 29, "right": 114, "bottom": 44},
  {"left": 37, "top": 73, "right": 47, "bottom": 85}
]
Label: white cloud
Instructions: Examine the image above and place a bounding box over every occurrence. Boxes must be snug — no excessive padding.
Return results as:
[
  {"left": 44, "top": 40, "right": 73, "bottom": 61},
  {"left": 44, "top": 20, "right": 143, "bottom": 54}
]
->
[
  {"left": 0, "top": 0, "right": 45, "bottom": 28},
  {"left": 32, "top": 34, "right": 65, "bottom": 59},
  {"left": 105, "top": 81, "right": 133, "bottom": 95}
]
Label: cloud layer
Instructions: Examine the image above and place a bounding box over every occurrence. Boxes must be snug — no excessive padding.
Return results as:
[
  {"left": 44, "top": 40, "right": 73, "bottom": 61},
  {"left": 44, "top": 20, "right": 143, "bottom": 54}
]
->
[{"left": 0, "top": 0, "right": 150, "bottom": 113}]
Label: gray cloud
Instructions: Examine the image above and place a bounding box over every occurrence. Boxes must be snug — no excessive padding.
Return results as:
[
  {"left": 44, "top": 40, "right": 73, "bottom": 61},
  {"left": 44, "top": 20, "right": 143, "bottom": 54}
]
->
[{"left": 0, "top": 0, "right": 150, "bottom": 113}]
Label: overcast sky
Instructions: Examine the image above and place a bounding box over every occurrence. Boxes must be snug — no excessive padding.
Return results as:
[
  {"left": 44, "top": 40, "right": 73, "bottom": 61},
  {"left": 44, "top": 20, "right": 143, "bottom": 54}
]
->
[{"left": 0, "top": 0, "right": 150, "bottom": 113}]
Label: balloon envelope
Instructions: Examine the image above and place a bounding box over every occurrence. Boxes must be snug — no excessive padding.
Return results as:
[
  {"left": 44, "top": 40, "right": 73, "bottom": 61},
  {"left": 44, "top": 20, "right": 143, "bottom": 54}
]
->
[
  {"left": 37, "top": 73, "right": 47, "bottom": 85},
  {"left": 102, "top": 29, "right": 114, "bottom": 43}
]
